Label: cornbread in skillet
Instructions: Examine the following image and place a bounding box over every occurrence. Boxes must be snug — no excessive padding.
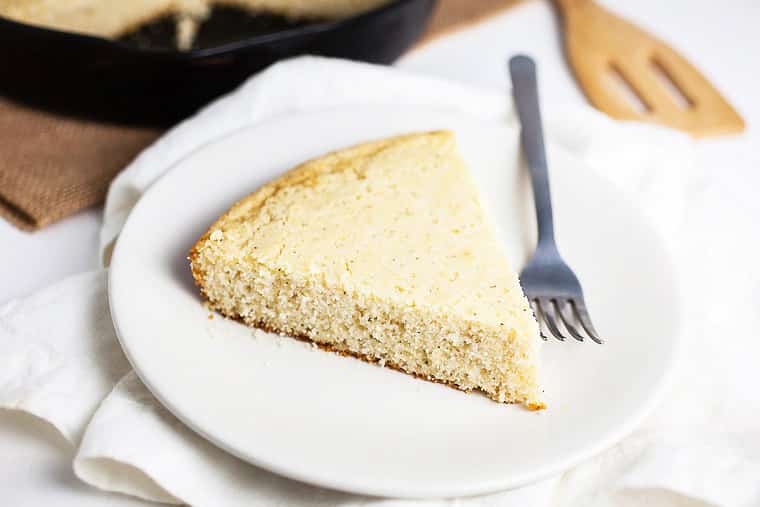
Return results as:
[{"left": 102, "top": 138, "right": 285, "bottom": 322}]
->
[
  {"left": 189, "top": 131, "right": 543, "bottom": 408},
  {"left": 0, "top": 0, "right": 391, "bottom": 38}
]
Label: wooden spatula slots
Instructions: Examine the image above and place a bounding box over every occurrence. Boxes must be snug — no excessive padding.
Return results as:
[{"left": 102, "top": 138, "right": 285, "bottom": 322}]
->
[{"left": 554, "top": 0, "right": 744, "bottom": 137}]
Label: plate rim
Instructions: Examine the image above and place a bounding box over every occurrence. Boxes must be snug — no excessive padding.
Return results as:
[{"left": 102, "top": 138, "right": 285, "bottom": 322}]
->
[{"left": 108, "top": 105, "right": 683, "bottom": 498}]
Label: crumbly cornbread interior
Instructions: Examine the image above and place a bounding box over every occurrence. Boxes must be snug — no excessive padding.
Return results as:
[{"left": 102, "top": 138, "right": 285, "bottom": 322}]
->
[{"left": 190, "top": 131, "right": 543, "bottom": 408}]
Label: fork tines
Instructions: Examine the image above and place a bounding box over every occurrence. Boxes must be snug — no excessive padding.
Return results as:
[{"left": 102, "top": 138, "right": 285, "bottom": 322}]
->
[{"left": 529, "top": 298, "right": 602, "bottom": 344}]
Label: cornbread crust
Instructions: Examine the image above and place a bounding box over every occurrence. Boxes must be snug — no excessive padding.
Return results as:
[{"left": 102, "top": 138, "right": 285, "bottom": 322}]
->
[
  {"left": 190, "top": 131, "right": 543, "bottom": 408},
  {"left": 190, "top": 134, "right": 411, "bottom": 284}
]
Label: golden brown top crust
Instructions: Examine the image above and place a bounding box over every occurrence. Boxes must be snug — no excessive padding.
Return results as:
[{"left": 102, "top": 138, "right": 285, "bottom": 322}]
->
[{"left": 189, "top": 132, "right": 427, "bottom": 283}]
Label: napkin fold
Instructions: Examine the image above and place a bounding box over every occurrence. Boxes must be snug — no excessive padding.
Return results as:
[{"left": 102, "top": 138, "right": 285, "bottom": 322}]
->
[{"left": 2, "top": 56, "right": 759, "bottom": 507}]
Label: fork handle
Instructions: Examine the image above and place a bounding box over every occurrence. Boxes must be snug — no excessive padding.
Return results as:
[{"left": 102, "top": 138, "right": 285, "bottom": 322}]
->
[{"left": 509, "top": 55, "right": 558, "bottom": 253}]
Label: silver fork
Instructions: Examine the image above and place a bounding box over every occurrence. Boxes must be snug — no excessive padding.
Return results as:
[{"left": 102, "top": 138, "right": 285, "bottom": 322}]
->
[{"left": 509, "top": 55, "right": 603, "bottom": 344}]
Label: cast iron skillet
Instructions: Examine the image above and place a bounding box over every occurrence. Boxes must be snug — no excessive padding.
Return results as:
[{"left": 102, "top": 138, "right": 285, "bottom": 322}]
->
[{"left": 0, "top": 0, "right": 436, "bottom": 126}]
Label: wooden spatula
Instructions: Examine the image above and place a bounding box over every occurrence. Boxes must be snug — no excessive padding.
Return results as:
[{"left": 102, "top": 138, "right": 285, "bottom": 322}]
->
[{"left": 554, "top": 0, "right": 744, "bottom": 137}]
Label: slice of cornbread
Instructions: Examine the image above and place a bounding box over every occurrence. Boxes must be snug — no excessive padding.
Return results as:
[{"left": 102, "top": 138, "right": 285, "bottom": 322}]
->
[{"left": 190, "top": 131, "right": 543, "bottom": 408}]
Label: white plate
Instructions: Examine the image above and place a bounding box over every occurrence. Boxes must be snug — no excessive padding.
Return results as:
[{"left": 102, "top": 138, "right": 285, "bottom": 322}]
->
[{"left": 109, "top": 106, "right": 680, "bottom": 498}]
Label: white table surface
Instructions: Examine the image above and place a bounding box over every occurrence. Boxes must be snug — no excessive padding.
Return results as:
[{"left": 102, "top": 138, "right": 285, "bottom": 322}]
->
[{"left": 2, "top": 0, "right": 758, "bottom": 504}]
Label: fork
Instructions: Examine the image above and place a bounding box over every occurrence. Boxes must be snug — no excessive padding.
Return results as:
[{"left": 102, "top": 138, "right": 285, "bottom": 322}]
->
[{"left": 509, "top": 55, "right": 603, "bottom": 344}]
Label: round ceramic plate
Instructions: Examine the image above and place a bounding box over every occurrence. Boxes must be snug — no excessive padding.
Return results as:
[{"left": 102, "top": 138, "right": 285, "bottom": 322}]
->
[{"left": 109, "top": 106, "right": 680, "bottom": 498}]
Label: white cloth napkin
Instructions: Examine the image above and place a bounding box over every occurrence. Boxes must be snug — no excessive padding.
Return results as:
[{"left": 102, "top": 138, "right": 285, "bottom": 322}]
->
[{"left": 2, "top": 56, "right": 759, "bottom": 507}]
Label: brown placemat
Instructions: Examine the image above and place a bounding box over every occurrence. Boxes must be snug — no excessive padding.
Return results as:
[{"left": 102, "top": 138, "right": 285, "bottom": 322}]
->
[{"left": 0, "top": 0, "right": 522, "bottom": 231}]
